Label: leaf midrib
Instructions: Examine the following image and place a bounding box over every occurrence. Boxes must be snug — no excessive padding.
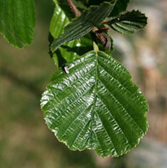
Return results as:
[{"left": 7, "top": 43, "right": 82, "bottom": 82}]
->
[
  {"left": 0, "top": 19, "right": 24, "bottom": 47},
  {"left": 90, "top": 51, "right": 143, "bottom": 155},
  {"left": 90, "top": 51, "right": 99, "bottom": 148}
]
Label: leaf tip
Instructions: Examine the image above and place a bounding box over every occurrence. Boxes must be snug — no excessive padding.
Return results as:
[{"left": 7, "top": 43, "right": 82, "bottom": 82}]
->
[{"left": 93, "top": 42, "right": 99, "bottom": 52}]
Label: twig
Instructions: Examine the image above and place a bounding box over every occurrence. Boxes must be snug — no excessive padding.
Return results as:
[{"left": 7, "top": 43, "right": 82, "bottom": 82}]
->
[{"left": 66, "top": 0, "right": 81, "bottom": 17}]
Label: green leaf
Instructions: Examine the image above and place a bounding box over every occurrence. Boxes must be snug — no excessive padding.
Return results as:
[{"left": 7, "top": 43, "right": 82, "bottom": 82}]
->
[
  {"left": 0, "top": 0, "right": 35, "bottom": 48},
  {"left": 87, "top": 0, "right": 130, "bottom": 16},
  {"left": 50, "top": 1, "right": 81, "bottom": 67},
  {"left": 53, "top": 0, "right": 74, "bottom": 19},
  {"left": 73, "top": 0, "right": 88, "bottom": 10},
  {"left": 50, "top": 1, "right": 93, "bottom": 67},
  {"left": 41, "top": 50, "right": 149, "bottom": 157},
  {"left": 110, "top": 0, "right": 130, "bottom": 17},
  {"left": 51, "top": 1, "right": 116, "bottom": 52},
  {"left": 108, "top": 10, "right": 147, "bottom": 35}
]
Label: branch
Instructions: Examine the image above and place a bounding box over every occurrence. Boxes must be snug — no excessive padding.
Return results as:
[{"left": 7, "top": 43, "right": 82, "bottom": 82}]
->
[{"left": 66, "top": 0, "right": 81, "bottom": 17}]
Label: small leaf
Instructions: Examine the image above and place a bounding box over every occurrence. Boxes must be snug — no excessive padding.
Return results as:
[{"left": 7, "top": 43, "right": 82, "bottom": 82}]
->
[
  {"left": 108, "top": 10, "right": 147, "bottom": 35},
  {"left": 51, "top": 1, "right": 116, "bottom": 52},
  {"left": 87, "top": 0, "right": 130, "bottom": 16},
  {"left": 50, "top": 1, "right": 81, "bottom": 67},
  {"left": 0, "top": 0, "right": 35, "bottom": 48},
  {"left": 53, "top": 0, "right": 74, "bottom": 19},
  {"left": 73, "top": 0, "right": 88, "bottom": 10},
  {"left": 110, "top": 0, "right": 130, "bottom": 17},
  {"left": 41, "top": 50, "right": 149, "bottom": 157},
  {"left": 50, "top": 1, "right": 93, "bottom": 67}
]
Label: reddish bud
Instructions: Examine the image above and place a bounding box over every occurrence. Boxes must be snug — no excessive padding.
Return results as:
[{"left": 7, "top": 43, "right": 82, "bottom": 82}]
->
[{"left": 95, "top": 32, "right": 111, "bottom": 50}]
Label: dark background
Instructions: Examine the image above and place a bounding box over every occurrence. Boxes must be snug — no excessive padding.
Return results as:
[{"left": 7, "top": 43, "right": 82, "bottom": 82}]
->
[{"left": 0, "top": 0, "right": 167, "bottom": 168}]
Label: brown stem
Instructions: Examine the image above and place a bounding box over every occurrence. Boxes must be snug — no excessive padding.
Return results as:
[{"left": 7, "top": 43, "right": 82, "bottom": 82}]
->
[{"left": 66, "top": 0, "right": 81, "bottom": 17}]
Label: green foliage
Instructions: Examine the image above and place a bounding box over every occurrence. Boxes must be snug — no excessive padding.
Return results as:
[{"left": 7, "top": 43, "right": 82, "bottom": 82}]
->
[
  {"left": 41, "top": 47, "right": 148, "bottom": 157},
  {"left": 110, "top": 0, "right": 130, "bottom": 16},
  {"left": 108, "top": 10, "right": 147, "bottom": 34},
  {"left": 0, "top": 0, "right": 149, "bottom": 157},
  {"left": 50, "top": 2, "right": 81, "bottom": 67},
  {"left": 0, "top": 0, "right": 35, "bottom": 48},
  {"left": 79, "top": 0, "right": 130, "bottom": 16},
  {"left": 51, "top": 1, "right": 116, "bottom": 52},
  {"left": 44, "top": 0, "right": 149, "bottom": 157}
]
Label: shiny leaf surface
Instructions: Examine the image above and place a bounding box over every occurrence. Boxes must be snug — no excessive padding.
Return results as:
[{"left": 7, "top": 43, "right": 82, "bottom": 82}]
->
[
  {"left": 51, "top": 1, "right": 116, "bottom": 52},
  {"left": 109, "top": 10, "right": 147, "bottom": 34},
  {"left": 41, "top": 50, "right": 149, "bottom": 157},
  {"left": 0, "top": 0, "right": 35, "bottom": 48}
]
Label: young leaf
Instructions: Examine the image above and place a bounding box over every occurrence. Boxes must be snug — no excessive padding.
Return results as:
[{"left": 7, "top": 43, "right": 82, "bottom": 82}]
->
[
  {"left": 50, "top": 1, "right": 95, "bottom": 67},
  {"left": 73, "top": 0, "right": 88, "bottom": 10},
  {"left": 54, "top": 0, "right": 74, "bottom": 19},
  {"left": 50, "top": 1, "right": 81, "bottom": 67},
  {"left": 110, "top": 0, "right": 130, "bottom": 16},
  {"left": 41, "top": 50, "right": 149, "bottom": 157},
  {"left": 108, "top": 10, "right": 147, "bottom": 35},
  {"left": 87, "top": 0, "right": 130, "bottom": 16},
  {"left": 51, "top": 1, "right": 116, "bottom": 52},
  {"left": 0, "top": 0, "right": 35, "bottom": 48}
]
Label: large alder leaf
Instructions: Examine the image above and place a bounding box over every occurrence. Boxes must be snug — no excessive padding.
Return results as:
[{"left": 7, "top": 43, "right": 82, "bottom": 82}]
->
[
  {"left": 51, "top": 1, "right": 116, "bottom": 52},
  {"left": 41, "top": 49, "right": 149, "bottom": 157},
  {"left": 108, "top": 10, "right": 147, "bottom": 35},
  {"left": 0, "top": 0, "right": 35, "bottom": 48}
]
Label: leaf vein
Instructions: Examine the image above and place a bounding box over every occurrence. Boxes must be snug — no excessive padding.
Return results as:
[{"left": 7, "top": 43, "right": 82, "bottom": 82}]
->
[
  {"left": 59, "top": 97, "right": 93, "bottom": 140},
  {"left": 98, "top": 79, "right": 144, "bottom": 134},
  {"left": 95, "top": 110, "right": 118, "bottom": 155}
]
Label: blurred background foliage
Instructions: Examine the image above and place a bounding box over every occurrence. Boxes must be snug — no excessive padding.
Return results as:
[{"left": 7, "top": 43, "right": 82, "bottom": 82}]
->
[{"left": 0, "top": 0, "right": 167, "bottom": 168}]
